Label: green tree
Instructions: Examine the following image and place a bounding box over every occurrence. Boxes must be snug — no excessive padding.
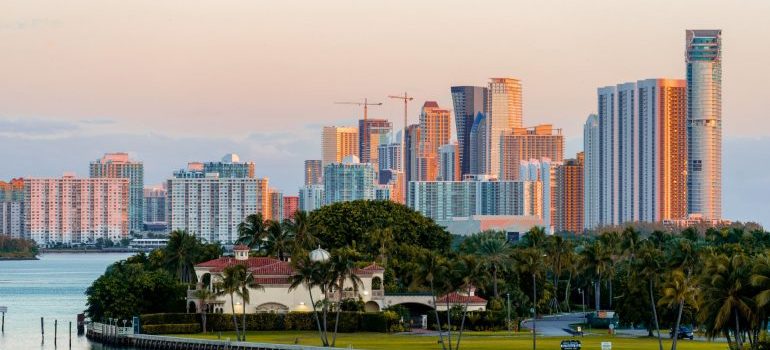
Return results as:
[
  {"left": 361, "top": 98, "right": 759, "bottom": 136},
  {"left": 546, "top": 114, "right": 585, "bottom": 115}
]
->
[
  {"left": 477, "top": 236, "right": 512, "bottom": 298},
  {"left": 452, "top": 254, "right": 485, "bottom": 350},
  {"left": 411, "top": 249, "right": 452, "bottom": 350},
  {"left": 234, "top": 264, "right": 263, "bottom": 341},
  {"left": 263, "top": 220, "right": 293, "bottom": 261},
  {"left": 289, "top": 257, "right": 328, "bottom": 346},
  {"left": 699, "top": 253, "right": 754, "bottom": 349},
  {"left": 193, "top": 287, "right": 216, "bottom": 333},
  {"left": 238, "top": 213, "right": 268, "bottom": 250},
  {"left": 659, "top": 269, "right": 697, "bottom": 350},
  {"left": 329, "top": 247, "right": 363, "bottom": 347},
  {"left": 216, "top": 265, "right": 244, "bottom": 341},
  {"left": 285, "top": 210, "right": 317, "bottom": 253},
  {"left": 163, "top": 230, "right": 221, "bottom": 284}
]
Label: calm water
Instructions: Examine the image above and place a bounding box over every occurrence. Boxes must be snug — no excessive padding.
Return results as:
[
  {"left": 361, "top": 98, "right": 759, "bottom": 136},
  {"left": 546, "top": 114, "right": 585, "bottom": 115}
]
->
[{"left": 0, "top": 253, "right": 136, "bottom": 350}]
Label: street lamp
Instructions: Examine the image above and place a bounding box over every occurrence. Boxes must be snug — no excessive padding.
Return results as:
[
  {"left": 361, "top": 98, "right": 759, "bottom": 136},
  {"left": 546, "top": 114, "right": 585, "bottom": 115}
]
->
[
  {"left": 532, "top": 273, "right": 537, "bottom": 350},
  {"left": 506, "top": 293, "right": 511, "bottom": 334}
]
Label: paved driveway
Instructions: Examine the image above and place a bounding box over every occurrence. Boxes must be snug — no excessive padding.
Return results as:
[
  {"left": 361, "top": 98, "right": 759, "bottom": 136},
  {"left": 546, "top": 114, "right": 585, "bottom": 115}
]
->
[{"left": 520, "top": 313, "right": 587, "bottom": 336}]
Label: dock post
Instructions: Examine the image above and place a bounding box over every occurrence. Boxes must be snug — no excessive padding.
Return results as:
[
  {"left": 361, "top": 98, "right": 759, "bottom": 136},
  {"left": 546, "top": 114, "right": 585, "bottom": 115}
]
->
[
  {"left": 41, "top": 317, "right": 44, "bottom": 344},
  {"left": 69, "top": 321, "right": 72, "bottom": 348},
  {"left": 55, "top": 319, "right": 58, "bottom": 346},
  {"left": 1, "top": 311, "right": 4, "bottom": 332}
]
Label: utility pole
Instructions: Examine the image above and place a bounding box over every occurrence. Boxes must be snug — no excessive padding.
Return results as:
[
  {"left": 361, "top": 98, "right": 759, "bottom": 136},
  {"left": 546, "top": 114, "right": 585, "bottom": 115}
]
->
[
  {"left": 388, "top": 92, "right": 414, "bottom": 200},
  {"left": 532, "top": 273, "right": 537, "bottom": 350}
]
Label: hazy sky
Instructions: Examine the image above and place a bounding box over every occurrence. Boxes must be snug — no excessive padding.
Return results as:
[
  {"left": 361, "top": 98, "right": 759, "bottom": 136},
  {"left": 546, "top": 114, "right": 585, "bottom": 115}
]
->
[{"left": 1, "top": 1, "right": 769, "bottom": 225}]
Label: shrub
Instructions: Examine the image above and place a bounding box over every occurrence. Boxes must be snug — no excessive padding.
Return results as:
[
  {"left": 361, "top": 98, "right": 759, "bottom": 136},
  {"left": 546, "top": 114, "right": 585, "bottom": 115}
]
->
[
  {"left": 141, "top": 313, "right": 199, "bottom": 325},
  {"left": 285, "top": 312, "right": 316, "bottom": 331},
  {"left": 142, "top": 323, "right": 201, "bottom": 334}
]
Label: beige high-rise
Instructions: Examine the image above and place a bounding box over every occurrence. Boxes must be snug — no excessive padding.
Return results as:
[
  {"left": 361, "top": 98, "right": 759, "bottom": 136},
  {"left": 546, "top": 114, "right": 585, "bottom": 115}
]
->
[
  {"left": 417, "top": 101, "right": 451, "bottom": 181},
  {"left": 322, "top": 126, "right": 359, "bottom": 166},
  {"left": 487, "top": 78, "right": 523, "bottom": 177},
  {"left": 500, "top": 124, "right": 564, "bottom": 181}
]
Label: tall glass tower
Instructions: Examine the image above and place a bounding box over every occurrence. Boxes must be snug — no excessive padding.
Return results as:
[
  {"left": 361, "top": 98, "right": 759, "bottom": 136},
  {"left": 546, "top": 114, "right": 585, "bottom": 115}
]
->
[{"left": 686, "top": 29, "right": 722, "bottom": 220}]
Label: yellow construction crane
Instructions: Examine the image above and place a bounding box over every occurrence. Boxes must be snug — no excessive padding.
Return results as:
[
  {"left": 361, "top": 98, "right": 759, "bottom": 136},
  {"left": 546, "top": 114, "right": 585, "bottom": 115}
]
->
[{"left": 333, "top": 98, "right": 382, "bottom": 122}]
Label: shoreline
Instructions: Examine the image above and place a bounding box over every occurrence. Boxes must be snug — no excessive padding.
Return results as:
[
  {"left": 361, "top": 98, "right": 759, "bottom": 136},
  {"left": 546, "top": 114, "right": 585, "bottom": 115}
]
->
[{"left": 0, "top": 256, "right": 39, "bottom": 261}]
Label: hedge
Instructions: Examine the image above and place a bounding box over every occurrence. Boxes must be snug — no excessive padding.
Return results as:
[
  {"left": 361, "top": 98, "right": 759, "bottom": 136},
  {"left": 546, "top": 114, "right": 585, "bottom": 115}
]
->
[
  {"left": 142, "top": 312, "right": 396, "bottom": 333},
  {"left": 427, "top": 310, "right": 517, "bottom": 331},
  {"left": 142, "top": 323, "right": 201, "bottom": 334}
]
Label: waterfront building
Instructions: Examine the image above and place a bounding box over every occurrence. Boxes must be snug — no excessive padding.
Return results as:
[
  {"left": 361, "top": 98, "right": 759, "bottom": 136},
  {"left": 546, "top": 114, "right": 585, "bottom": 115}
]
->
[
  {"left": 167, "top": 174, "right": 269, "bottom": 243},
  {"left": 359, "top": 119, "right": 392, "bottom": 167},
  {"left": 298, "top": 185, "right": 324, "bottom": 212},
  {"left": 322, "top": 126, "right": 359, "bottom": 166},
  {"left": 598, "top": 86, "right": 619, "bottom": 226},
  {"left": 583, "top": 114, "right": 601, "bottom": 230},
  {"left": 304, "top": 160, "right": 323, "bottom": 185},
  {"left": 143, "top": 185, "right": 167, "bottom": 232},
  {"left": 617, "top": 83, "right": 639, "bottom": 223},
  {"left": 451, "top": 86, "right": 488, "bottom": 177},
  {"left": 486, "top": 77, "right": 523, "bottom": 176},
  {"left": 638, "top": 79, "right": 688, "bottom": 222},
  {"left": 407, "top": 178, "right": 541, "bottom": 222},
  {"left": 555, "top": 155, "right": 584, "bottom": 234},
  {"left": 500, "top": 124, "right": 564, "bottom": 181},
  {"left": 416, "top": 101, "right": 451, "bottom": 181},
  {"left": 24, "top": 174, "right": 129, "bottom": 246},
  {"left": 173, "top": 153, "right": 255, "bottom": 179},
  {"left": 686, "top": 29, "right": 722, "bottom": 220},
  {"left": 90, "top": 152, "right": 144, "bottom": 232},
  {"left": 438, "top": 143, "right": 460, "bottom": 181},
  {"left": 0, "top": 179, "right": 24, "bottom": 238},
  {"left": 282, "top": 196, "right": 299, "bottom": 220},
  {"left": 323, "top": 156, "right": 376, "bottom": 204}
]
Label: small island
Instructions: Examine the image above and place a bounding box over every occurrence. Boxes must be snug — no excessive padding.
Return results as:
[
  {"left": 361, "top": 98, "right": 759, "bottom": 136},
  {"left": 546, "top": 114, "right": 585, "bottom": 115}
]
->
[{"left": 0, "top": 234, "right": 39, "bottom": 260}]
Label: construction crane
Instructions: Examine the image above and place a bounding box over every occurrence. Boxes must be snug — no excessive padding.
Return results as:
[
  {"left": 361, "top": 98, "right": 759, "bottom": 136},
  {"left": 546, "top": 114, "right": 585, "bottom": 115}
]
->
[
  {"left": 333, "top": 98, "right": 383, "bottom": 122},
  {"left": 388, "top": 92, "right": 414, "bottom": 198}
]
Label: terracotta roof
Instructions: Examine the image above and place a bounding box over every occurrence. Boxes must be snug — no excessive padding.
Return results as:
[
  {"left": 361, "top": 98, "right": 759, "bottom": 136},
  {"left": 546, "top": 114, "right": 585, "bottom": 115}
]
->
[
  {"left": 196, "top": 256, "right": 280, "bottom": 271},
  {"left": 233, "top": 244, "right": 250, "bottom": 250},
  {"left": 253, "top": 277, "right": 292, "bottom": 285},
  {"left": 251, "top": 261, "right": 294, "bottom": 275},
  {"left": 353, "top": 263, "right": 385, "bottom": 275},
  {"left": 197, "top": 257, "right": 380, "bottom": 284},
  {"left": 436, "top": 292, "right": 487, "bottom": 305}
]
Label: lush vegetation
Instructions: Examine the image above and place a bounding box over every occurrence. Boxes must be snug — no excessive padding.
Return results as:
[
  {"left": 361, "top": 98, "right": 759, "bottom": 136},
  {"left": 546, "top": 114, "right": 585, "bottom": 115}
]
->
[
  {"left": 178, "top": 331, "right": 725, "bottom": 350},
  {"left": 0, "top": 234, "right": 38, "bottom": 258},
  {"left": 85, "top": 230, "right": 222, "bottom": 320}
]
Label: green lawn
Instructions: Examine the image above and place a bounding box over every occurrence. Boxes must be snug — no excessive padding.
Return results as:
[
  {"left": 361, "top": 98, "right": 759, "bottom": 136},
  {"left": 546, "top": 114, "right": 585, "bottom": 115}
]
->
[{"left": 176, "top": 331, "right": 728, "bottom": 350}]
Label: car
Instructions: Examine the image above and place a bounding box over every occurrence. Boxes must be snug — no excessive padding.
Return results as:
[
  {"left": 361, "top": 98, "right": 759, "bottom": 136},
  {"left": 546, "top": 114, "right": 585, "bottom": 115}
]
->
[
  {"left": 669, "top": 326, "right": 694, "bottom": 340},
  {"left": 560, "top": 339, "right": 582, "bottom": 350}
]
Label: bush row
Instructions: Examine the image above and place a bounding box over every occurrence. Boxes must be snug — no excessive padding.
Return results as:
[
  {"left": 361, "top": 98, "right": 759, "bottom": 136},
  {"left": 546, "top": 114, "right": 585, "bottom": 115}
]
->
[
  {"left": 141, "top": 312, "right": 398, "bottom": 334},
  {"left": 427, "top": 311, "right": 520, "bottom": 331},
  {"left": 142, "top": 323, "right": 201, "bottom": 335}
]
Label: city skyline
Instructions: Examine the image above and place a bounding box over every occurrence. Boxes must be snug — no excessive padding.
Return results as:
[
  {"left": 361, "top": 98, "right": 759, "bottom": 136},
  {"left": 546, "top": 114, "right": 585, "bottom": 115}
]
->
[{"left": 1, "top": 1, "right": 769, "bottom": 226}]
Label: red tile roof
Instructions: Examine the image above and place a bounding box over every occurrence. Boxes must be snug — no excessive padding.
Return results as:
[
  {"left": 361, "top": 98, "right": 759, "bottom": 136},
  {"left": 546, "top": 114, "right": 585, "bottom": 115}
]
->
[
  {"left": 436, "top": 292, "right": 487, "bottom": 305},
  {"left": 197, "top": 257, "right": 380, "bottom": 285},
  {"left": 353, "top": 263, "right": 385, "bottom": 275},
  {"left": 233, "top": 244, "right": 250, "bottom": 250}
]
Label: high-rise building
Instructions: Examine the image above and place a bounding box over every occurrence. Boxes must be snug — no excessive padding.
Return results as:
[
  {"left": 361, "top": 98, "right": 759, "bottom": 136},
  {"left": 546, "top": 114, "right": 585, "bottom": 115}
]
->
[
  {"left": 90, "top": 152, "right": 144, "bottom": 232},
  {"left": 638, "top": 79, "right": 688, "bottom": 222},
  {"left": 0, "top": 178, "right": 25, "bottom": 238},
  {"left": 451, "top": 86, "right": 488, "bottom": 177},
  {"left": 520, "top": 158, "right": 557, "bottom": 233},
  {"left": 583, "top": 114, "right": 601, "bottom": 230},
  {"left": 283, "top": 196, "right": 299, "bottom": 220},
  {"left": 173, "top": 154, "right": 255, "bottom": 179},
  {"left": 617, "top": 82, "right": 639, "bottom": 223},
  {"left": 322, "top": 126, "right": 359, "bottom": 166},
  {"left": 323, "top": 156, "right": 376, "bottom": 204},
  {"left": 686, "top": 29, "right": 722, "bottom": 220},
  {"left": 25, "top": 174, "right": 129, "bottom": 246},
  {"left": 404, "top": 124, "right": 421, "bottom": 184},
  {"left": 377, "top": 131, "right": 402, "bottom": 183},
  {"left": 269, "top": 189, "right": 283, "bottom": 222},
  {"left": 407, "top": 178, "right": 541, "bottom": 222},
  {"left": 438, "top": 143, "right": 460, "bottom": 181},
  {"left": 304, "top": 160, "right": 323, "bottom": 185},
  {"left": 468, "top": 112, "right": 488, "bottom": 176},
  {"left": 416, "top": 101, "right": 452, "bottom": 181},
  {"left": 299, "top": 185, "right": 325, "bottom": 212},
  {"left": 555, "top": 155, "right": 584, "bottom": 234},
  {"left": 143, "top": 185, "right": 167, "bottom": 231},
  {"left": 500, "top": 124, "right": 564, "bottom": 181},
  {"left": 487, "top": 78, "right": 523, "bottom": 176},
  {"left": 598, "top": 86, "right": 619, "bottom": 226},
  {"left": 359, "top": 119, "right": 393, "bottom": 167},
  {"left": 167, "top": 174, "right": 269, "bottom": 243}
]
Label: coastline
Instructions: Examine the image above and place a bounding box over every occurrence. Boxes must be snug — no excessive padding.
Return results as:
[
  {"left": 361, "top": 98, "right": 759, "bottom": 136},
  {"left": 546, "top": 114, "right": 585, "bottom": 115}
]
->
[{"left": 0, "top": 255, "right": 39, "bottom": 261}]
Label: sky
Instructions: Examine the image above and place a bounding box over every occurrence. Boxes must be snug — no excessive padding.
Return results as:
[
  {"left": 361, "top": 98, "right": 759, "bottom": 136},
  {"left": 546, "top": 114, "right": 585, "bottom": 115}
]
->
[{"left": 1, "top": 1, "right": 769, "bottom": 226}]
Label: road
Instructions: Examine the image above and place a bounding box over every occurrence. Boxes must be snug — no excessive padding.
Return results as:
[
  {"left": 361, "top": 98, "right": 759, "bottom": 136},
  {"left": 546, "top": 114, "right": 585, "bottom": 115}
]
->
[{"left": 520, "top": 313, "right": 587, "bottom": 336}]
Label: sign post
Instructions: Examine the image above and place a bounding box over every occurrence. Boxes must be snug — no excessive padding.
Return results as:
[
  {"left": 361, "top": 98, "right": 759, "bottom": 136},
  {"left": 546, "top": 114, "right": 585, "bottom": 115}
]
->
[{"left": 601, "top": 341, "right": 612, "bottom": 350}]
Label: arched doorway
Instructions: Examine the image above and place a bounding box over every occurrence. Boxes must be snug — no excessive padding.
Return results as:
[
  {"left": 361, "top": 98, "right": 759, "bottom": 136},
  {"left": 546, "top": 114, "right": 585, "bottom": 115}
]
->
[
  {"left": 364, "top": 301, "right": 380, "bottom": 312},
  {"left": 255, "top": 302, "right": 290, "bottom": 313},
  {"left": 188, "top": 301, "right": 197, "bottom": 313}
]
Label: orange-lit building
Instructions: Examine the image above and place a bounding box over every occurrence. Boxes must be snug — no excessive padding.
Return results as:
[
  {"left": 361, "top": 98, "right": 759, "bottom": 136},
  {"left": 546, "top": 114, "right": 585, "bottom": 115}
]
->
[
  {"left": 500, "top": 124, "right": 564, "bottom": 180},
  {"left": 555, "top": 154, "right": 584, "bottom": 234},
  {"left": 322, "top": 126, "right": 359, "bottom": 166},
  {"left": 416, "top": 101, "right": 451, "bottom": 181},
  {"left": 282, "top": 196, "right": 299, "bottom": 220}
]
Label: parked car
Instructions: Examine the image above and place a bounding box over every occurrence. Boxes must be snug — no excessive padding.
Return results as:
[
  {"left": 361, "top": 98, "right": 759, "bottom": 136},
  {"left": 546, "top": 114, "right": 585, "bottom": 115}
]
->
[
  {"left": 560, "top": 339, "right": 582, "bottom": 350},
  {"left": 669, "top": 327, "right": 694, "bottom": 340}
]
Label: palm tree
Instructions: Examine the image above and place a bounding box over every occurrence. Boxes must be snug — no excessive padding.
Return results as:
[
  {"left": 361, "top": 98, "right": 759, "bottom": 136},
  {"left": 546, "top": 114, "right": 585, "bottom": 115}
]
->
[
  {"left": 516, "top": 247, "right": 546, "bottom": 350},
  {"left": 579, "top": 240, "right": 612, "bottom": 310},
  {"left": 238, "top": 213, "right": 268, "bottom": 250},
  {"left": 523, "top": 226, "right": 547, "bottom": 249},
  {"left": 164, "top": 230, "right": 200, "bottom": 284},
  {"left": 411, "top": 249, "right": 451, "bottom": 350},
  {"left": 620, "top": 226, "right": 641, "bottom": 260},
  {"left": 216, "top": 265, "right": 244, "bottom": 341},
  {"left": 659, "top": 269, "right": 697, "bottom": 350},
  {"left": 453, "top": 254, "right": 484, "bottom": 350},
  {"left": 369, "top": 227, "right": 393, "bottom": 270},
  {"left": 634, "top": 240, "right": 664, "bottom": 350},
  {"left": 285, "top": 211, "right": 317, "bottom": 253},
  {"left": 477, "top": 236, "right": 511, "bottom": 298},
  {"left": 235, "top": 264, "right": 263, "bottom": 342},
  {"left": 545, "top": 235, "right": 572, "bottom": 311},
  {"left": 264, "top": 220, "right": 293, "bottom": 261},
  {"left": 289, "top": 257, "right": 328, "bottom": 346},
  {"left": 699, "top": 253, "right": 753, "bottom": 349},
  {"left": 193, "top": 288, "right": 216, "bottom": 333},
  {"left": 328, "top": 247, "right": 363, "bottom": 347}
]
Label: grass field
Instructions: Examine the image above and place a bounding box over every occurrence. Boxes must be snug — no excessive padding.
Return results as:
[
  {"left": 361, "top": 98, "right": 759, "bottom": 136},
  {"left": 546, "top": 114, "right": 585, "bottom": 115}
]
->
[{"left": 177, "top": 331, "right": 729, "bottom": 350}]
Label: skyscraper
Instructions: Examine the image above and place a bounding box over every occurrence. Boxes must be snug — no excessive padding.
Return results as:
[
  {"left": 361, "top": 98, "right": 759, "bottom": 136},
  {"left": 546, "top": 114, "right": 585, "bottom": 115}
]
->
[
  {"left": 90, "top": 153, "right": 144, "bottom": 232},
  {"left": 269, "top": 189, "right": 283, "bottom": 222},
  {"left": 143, "top": 185, "right": 167, "bottom": 230},
  {"left": 598, "top": 86, "right": 619, "bottom": 226},
  {"left": 0, "top": 178, "right": 25, "bottom": 238},
  {"left": 377, "top": 131, "right": 402, "bottom": 183},
  {"left": 451, "top": 86, "right": 488, "bottom": 177},
  {"left": 299, "top": 185, "right": 325, "bottom": 212},
  {"left": 438, "top": 143, "right": 459, "bottom": 181},
  {"left": 686, "top": 29, "right": 722, "bottom": 220},
  {"left": 173, "top": 154, "right": 254, "bottom": 179},
  {"left": 500, "top": 124, "right": 564, "bottom": 181},
  {"left": 358, "top": 118, "right": 392, "bottom": 166},
  {"left": 487, "top": 78, "right": 523, "bottom": 176},
  {"left": 468, "top": 112, "right": 487, "bottom": 176},
  {"left": 583, "top": 114, "right": 601, "bottom": 230},
  {"left": 283, "top": 196, "right": 299, "bottom": 220},
  {"left": 519, "top": 158, "right": 557, "bottom": 233},
  {"left": 323, "top": 155, "right": 376, "bottom": 204},
  {"left": 617, "top": 82, "right": 638, "bottom": 223},
  {"left": 304, "top": 160, "right": 323, "bottom": 185},
  {"left": 417, "top": 101, "right": 451, "bottom": 181},
  {"left": 638, "top": 79, "right": 687, "bottom": 222},
  {"left": 322, "top": 126, "right": 359, "bottom": 166},
  {"left": 404, "top": 124, "right": 421, "bottom": 184},
  {"left": 555, "top": 155, "right": 584, "bottom": 234}
]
